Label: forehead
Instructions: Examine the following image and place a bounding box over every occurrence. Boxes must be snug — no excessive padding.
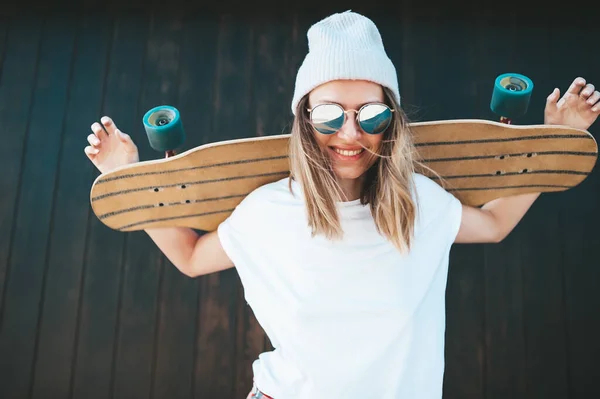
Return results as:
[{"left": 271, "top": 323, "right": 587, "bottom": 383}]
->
[{"left": 308, "top": 80, "right": 385, "bottom": 108}]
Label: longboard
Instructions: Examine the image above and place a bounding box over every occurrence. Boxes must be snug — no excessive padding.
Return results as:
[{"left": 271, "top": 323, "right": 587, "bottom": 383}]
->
[{"left": 89, "top": 119, "right": 597, "bottom": 232}]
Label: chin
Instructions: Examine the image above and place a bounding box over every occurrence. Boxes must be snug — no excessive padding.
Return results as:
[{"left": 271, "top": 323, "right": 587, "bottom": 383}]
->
[{"left": 333, "top": 167, "right": 368, "bottom": 181}]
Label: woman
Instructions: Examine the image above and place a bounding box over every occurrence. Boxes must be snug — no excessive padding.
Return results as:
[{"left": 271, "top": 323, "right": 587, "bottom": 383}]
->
[{"left": 85, "top": 11, "right": 599, "bottom": 399}]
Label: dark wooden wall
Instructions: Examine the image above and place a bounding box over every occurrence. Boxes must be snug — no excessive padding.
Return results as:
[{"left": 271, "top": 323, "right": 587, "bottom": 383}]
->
[{"left": 0, "top": 0, "right": 598, "bottom": 398}]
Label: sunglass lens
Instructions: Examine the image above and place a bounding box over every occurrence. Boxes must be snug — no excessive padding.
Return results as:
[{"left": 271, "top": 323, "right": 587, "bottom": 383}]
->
[
  {"left": 310, "top": 104, "right": 345, "bottom": 134},
  {"left": 359, "top": 104, "right": 392, "bottom": 134}
]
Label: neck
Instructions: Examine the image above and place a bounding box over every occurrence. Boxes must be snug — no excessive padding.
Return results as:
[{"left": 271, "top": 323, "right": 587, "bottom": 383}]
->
[{"left": 337, "top": 175, "right": 365, "bottom": 202}]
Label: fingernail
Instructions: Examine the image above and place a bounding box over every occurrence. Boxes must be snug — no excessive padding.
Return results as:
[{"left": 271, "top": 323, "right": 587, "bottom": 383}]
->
[{"left": 101, "top": 116, "right": 111, "bottom": 125}]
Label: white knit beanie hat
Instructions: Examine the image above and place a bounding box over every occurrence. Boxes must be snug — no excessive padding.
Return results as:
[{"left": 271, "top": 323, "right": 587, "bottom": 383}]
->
[{"left": 291, "top": 11, "right": 400, "bottom": 115}]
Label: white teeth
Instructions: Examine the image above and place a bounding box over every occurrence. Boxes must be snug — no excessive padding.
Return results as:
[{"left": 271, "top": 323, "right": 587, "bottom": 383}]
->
[{"left": 333, "top": 148, "right": 363, "bottom": 156}]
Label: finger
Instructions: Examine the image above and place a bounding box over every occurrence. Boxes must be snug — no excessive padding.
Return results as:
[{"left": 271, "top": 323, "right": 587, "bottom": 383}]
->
[
  {"left": 115, "top": 128, "right": 138, "bottom": 153},
  {"left": 566, "top": 77, "right": 586, "bottom": 95},
  {"left": 547, "top": 88, "right": 560, "bottom": 103},
  {"left": 587, "top": 90, "right": 600, "bottom": 106},
  {"left": 84, "top": 145, "right": 99, "bottom": 158},
  {"left": 101, "top": 116, "right": 119, "bottom": 136},
  {"left": 87, "top": 133, "right": 101, "bottom": 147},
  {"left": 581, "top": 83, "right": 595, "bottom": 99},
  {"left": 546, "top": 88, "right": 560, "bottom": 111},
  {"left": 91, "top": 122, "right": 108, "bottom": 141}
]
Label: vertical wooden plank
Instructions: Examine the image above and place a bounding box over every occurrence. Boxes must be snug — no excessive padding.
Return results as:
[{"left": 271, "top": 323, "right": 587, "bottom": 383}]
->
[
  {"left": 70, "top": 14, "right": 148, "bottom": 399},
  {"left": 0, "top": 14, "right": 75, "bottom": 399},
  {"left": 29, "top": 12, "right": 112, "bottom": 399},
  {"left": 285, "top": 8, "right": 319, "bottom": 115},
  {"left": 483, "top": 215, "right": 527, "bottom": 399},
  {"left": 551, "top": 10, "right": 600, "bottom": 399},
  {"left": 135, "top": 11, "right": 197, "bottom": 399},
  {"left": 395, "top": 2, "right": 414, "bottom": 105},
  {"left": 396, "top": 1, "right": 439, "bottom": 121},
  {"left": 230, "top": 11, "right": 295, "bottom": 397},
  {"left": 511, "top": 10, "right": 570, "bottom": 398},
  {"left": 561, "top": 157, "right": 600, "bottom": 399},
  {"left": 107, "top": 11, "right": 166, "bottom": 399},
  {"left": 172, "top": 11, "right": 220, "bottom": 399},
  {"left": 475, "top": 2, "right": 528, "bottom": 399},
  {"left": 234, "top": 297, "right": 265, "bottom": 399},
  {"left": 251, "top": 13, "right": 296, "bottom": 138},
  {"left": 174, "top": 12, "right": 218, "bottom": 150},
  {"left": 0, "top": 15, "right": 8, "bottom": 80},
  {"left": 373, "top": 0, "right": 423, "bottom": 117},
  {"left": 444, "top": 245, "right": 487, "bottom": 399},
  {"left": 423, "top": 2, "right": 487, "bottom": 398},
  {"left": 0, "top": 17, "right": 41, "bottom": 328},
  {"left": 193, "top": 13, "right": 254, "bottom": 398}
]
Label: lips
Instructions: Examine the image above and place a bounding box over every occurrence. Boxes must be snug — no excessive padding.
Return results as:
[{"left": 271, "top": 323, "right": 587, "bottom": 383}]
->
[
  {"left": 328, "top": 146, "right": 366, "bottom": 161},
  {"left": 332, "top": 147, "right": 364, "bottom": 156}
]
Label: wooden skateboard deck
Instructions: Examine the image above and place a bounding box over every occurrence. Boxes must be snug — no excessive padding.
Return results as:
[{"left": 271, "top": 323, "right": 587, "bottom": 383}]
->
[{"left": 90, "top": 119, "right": 598, "bottom": 232}]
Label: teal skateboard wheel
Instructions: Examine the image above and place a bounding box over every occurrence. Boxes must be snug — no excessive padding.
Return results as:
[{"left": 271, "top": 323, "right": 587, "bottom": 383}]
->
[
  {"left": 490, "top": 73, "right": 534, "bottom": 120},
  {"left": 142, "top": 105, "right": 185, "bottom": 153}
]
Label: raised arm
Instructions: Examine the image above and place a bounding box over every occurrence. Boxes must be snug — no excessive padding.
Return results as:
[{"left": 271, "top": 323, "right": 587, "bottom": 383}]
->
[
  {"left": 455, "top": 77, "right": 599, "bottom": 244},
  {"left": 86, "top": 116, "right": 234, "bottom": 276},
  {"left": 144, "top": 228, "right": 234, "bottom": 277}
]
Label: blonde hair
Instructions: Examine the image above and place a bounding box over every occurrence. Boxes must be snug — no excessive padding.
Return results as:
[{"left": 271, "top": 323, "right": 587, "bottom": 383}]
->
[{"left": 288, "top": 87, "right": 419, "bottom": 253}]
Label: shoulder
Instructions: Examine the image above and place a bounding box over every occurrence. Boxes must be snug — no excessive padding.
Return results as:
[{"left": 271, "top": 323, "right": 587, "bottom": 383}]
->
[
  {"left": 217, "top": 176, "right": 301, "bottom": 258},
  {"left": 220, "top": 177, "right": 298, "bottom": 227},
  {"left": 236, "top": 176, "right": 298, "bottom": 210},
  {"left": 411, "top": 173, "right": 462, "bottom": 233},
  {"left": 412, "top": 173, "right": 455, "bottom": 208},
  {"left": 412, "top": 173, "right": 447, "bottom": 197}
]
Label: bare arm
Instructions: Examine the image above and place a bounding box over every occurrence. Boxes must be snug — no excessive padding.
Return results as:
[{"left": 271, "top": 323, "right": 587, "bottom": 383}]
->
[
  {"left": 455, "top": 193, "right": 540, "bottom": 243},
  {"left": 144, "top": 227, "right": 234, "bottom": 277},
  {"left": 85, "top": 116, "right": 234, "bottom": 277},
  {"left": 454, "top": 76, "right": 599, "bottom": 244}
]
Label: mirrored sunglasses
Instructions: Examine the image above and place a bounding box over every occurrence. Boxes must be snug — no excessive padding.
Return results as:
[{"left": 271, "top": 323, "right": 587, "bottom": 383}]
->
[{"left": 307, "top": 102, "right": 394, "bottom": 135}]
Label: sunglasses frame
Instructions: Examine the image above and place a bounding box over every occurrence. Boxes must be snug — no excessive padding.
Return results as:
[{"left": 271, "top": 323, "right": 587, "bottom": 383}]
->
[{"left": 306, "top": 102, "right": 395, "bottom": 135}]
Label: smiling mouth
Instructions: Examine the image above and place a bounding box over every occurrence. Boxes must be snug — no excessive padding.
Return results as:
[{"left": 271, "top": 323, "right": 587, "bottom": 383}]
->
[{"left": 331, "top": 147, "right": 364, "bottom": 157}]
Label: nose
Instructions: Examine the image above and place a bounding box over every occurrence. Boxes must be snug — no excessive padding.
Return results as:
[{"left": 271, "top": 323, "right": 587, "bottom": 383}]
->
[{"left": 337, "top": 111, "right": 361, "bottom": 141}]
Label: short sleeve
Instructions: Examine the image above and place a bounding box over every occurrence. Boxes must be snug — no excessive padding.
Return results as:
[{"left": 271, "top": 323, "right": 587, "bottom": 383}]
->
[
  {"left": 217, "top": 190, "right": 258, "bottom": 267},
  {"left": 216, "top": 187, "right": 272, "bottom": 304},
  {"left": 412, "top": 174, "right": 463, "bottom": 245}
]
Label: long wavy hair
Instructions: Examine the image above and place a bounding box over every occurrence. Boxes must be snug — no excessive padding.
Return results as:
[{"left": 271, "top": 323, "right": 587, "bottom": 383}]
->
[{"left": 288, "top": 86, "right": 420, "bottom": 253}]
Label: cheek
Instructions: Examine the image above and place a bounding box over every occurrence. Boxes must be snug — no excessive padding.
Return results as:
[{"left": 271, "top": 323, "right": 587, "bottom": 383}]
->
[
  {"left": 313, "top": 131, "right": 332, "bottom": 148},
  {"left": 366, "top": 134, "right": 384, "bottom": 151}
]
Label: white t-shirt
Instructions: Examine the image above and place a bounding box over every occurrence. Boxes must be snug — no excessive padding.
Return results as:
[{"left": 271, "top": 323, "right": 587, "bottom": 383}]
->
[{"left": 217, "top": 173, "right": 462, "bottom": 398}]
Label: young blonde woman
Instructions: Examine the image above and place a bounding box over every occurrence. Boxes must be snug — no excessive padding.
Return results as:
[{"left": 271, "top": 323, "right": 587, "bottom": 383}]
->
[{"left": 85, "top": 11, "right": 599, "bottom": 399}]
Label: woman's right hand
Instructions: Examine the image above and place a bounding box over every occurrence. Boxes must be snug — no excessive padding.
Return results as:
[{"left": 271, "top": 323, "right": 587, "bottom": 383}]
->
[{"left": 85, "top": 116, "right": 140, "bottom": 174}]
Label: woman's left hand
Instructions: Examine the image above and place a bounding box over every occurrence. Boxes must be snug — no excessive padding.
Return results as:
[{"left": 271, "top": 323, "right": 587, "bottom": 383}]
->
[{"left": 544, "top": 77, "right": 599, "bottom": 130}]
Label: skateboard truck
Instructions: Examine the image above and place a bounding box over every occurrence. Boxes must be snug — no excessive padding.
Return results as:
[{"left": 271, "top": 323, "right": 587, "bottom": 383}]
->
[
  {"left": 491, "top": 73, "right": 534, "bottom": 124},
  {"left": 142, "top": 105, "right": 186, "bottom": 158}
]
